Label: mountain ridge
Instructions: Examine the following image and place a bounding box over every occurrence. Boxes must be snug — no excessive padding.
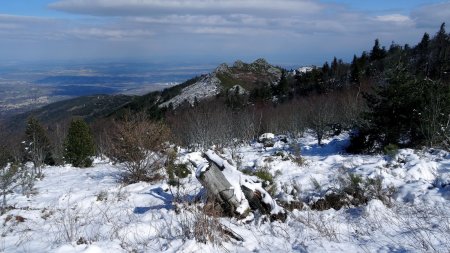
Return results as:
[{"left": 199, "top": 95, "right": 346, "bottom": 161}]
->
[{"left": 160, "top": 58, "right": 282, "bottom": 108}]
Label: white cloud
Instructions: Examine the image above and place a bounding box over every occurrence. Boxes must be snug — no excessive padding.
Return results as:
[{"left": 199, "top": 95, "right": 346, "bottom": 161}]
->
[
  {"left": 411, "top": 2, "right": 450, "bottom": 28},
  {"left": 186, "top": 26, "right": 272, "bottom": 35},
  {"left": 69, "top": 28, "right": 155, "bottom": 40},
  {"left": 374, "top": 14, "right": 414, "bottom": 25},
  {"left": 131, "top": 15, "right": 233, "bottom": 26},
  {"left": 49, "top": 0, "right": 323, "bottom": 16},
  {"left": 1, "top": 1, "right": 447, "bottom": 63}
]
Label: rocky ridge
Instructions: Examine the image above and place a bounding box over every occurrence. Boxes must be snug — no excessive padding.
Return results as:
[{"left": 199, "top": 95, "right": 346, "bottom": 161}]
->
[{"left": 160, "top": 58, "right": 282, "bottom": 108}]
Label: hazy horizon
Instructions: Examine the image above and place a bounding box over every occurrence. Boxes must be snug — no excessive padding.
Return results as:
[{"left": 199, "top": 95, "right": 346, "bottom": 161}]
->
[{"left": 1, "top": 0, "right": 450, "bottom": 66}]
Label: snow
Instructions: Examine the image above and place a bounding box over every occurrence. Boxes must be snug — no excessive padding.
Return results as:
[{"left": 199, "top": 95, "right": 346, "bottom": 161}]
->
[
  {"left": 293, "top": 66, "right": 315, "bottom": 75},
  {"left": 258, "top": 133, "right": 275, "bottom": 142},
  {"left": 2, "top": 132, "right": 450, "bottom": 252},
  {"left": 159, "top": 74, "right": 221, "bottom": 108}
]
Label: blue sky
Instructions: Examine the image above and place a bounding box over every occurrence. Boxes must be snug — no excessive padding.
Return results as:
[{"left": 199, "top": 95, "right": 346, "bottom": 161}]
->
[{"left": 0, "top": 0, "right": 449, "bottom": 65}]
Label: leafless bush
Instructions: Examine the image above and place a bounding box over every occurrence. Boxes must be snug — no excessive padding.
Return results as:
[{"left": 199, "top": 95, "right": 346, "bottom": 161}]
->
[
  {"left": 301, "top": 94, "right": 338, "bottom": 145},
  {"left": 47, "top": 121, "right": 69, "bottom": 166},
  {"left": 356, "top": 202, "right": 450, "bottom": 252},
  {"left": 90, "top": 118, "right": 115, "bottom": 159},
  {"left": 296, "top": 210, "right": 341, "bottom": 242},
  {"left": 391, "top": 204, "right": 450, "bottom": 252},
  {"left": 0, "top": 163, "right": 20, "bottom": 211},
  {"left": 17, "top": 163, "right": 36, "bottom": 197},
  {"left": 310, "top": 173, "right": 395, "bottom": 211},
  {"left": 110, "top": 114, "right": 171, "bottom": 183},
  {"left": 166, "top": 87, "right": 364, "bottom": 149},
  {"left": 49, "top": 204, "right": 96, "bottom": 244},
  {"left": 1, "top": 142, "right": 38, "bottom": 205},
  {"left": 167, "top": 100, "right": 235, "bottom": 150},
  {"left": 168, "top": 99, "right": 303, "bottom": 149},
  {"left": 176, "top": 201, "right": 242, "bottom": 247},
  {"left": 49, "top": 195, "right": 131, "bottom": 246}
]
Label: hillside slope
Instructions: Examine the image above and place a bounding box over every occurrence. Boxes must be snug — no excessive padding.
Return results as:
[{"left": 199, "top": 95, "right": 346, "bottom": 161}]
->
[
  {"left": 160, "top": 58, "right": 282, "bottom": 108},
  {"left": 5, "top": 94, "right": 133, "bottom": 131}
]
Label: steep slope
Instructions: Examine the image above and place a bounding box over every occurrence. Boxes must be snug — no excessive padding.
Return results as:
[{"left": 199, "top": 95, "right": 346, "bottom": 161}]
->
[{"left": 5, "top": 94, "right": 133, "bottom": 131}]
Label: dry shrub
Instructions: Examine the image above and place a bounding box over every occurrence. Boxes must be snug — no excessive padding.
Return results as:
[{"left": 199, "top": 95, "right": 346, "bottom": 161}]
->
[
  {"left": 311, "top": 174, "right": 395, "bottom": 211},
  {"left": 296, "top": 211, "right": 340, "bottom": 242},
  {"left": 177, "top": 201, "right": 243, "bottom": 247},
  {"left": 110, "top": 114, "right": 171, "bottom": 183}
]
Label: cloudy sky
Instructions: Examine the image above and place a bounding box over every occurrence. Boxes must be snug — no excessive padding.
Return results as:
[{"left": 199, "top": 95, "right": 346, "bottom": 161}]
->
[{"left": 1, "top": 0, "right": 449, "bottom": 65}]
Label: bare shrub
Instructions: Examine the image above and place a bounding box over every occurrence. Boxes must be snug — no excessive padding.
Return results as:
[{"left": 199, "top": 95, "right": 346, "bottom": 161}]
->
[
  {"left": 177, "top": 201, "right": 243, "bottom": 247},
  {"left": 0, "top": 163, "right": 20, "bottom": 212},
  {"left": 296, "top": 211, "right": 340, "bottom": 242},
  {"left": 0, "top": 126, "right": 37, "bottom": 204},
  {"left": 301, "top": 94, "right": 338, "bottom": 145},
  {"left": 110, "top": 114, "right": 171, "bottom": 183},
  {"left": 90, "top": 118, "right": 115, "bottom": 159},
  {"left": 167, "top": 99, "right": 235, "bottom": 150},
  {"left": 47, "top": 121, "right": 69, "bottom": 166},
  {"left": 24, "top": 117, "right": 53, "bottom": 177},
  {"left": 166, "top": 86, "right": 364, "bottom": 149},
  {"left": 310, "top": 173, "right": 395, "bottom": 210},
  {"left": 289, "top": 142, "right": 305, "bottom": 166},
  {"left": 356, "top": 202, "right": 450, "bottom": 252},
  {"left": 49, "top": 196, "right": 126, "bottom": 246},
  {"left": 50, "top": 204, "right": 88, "bottom": 243},
  {"left": 17, "top": 163, "right": 36, "bottom": 197}
]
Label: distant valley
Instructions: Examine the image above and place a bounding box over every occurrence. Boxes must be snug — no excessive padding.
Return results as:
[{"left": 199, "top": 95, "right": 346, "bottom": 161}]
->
[{"left": 0, "top": 62, "right": 215, "bottom": 119}]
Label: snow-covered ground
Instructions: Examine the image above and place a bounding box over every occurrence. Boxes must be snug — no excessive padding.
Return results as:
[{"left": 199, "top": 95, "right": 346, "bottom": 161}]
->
[{"left": 3, "top": 132, "right": 450, "bottom": 252}]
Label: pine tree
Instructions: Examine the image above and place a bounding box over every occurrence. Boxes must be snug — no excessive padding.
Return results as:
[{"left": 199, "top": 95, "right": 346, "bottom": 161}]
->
[
  {"left": 352, "top": 63, "right": 422, "bottom": 151},
  {"left": 417, "top": 33, "right": 430, "bottom": 52},
  {"left": 416, "top": 33, "right": 431, "bottom": 76},
  {"left": 273, "top": 70, "right": 289, "bottom": 97},
  {"left": 331, "top": 57, "right": 338, "bottom": 76},
  {"left": 430, "top": 23, "right": 450, "bottom": 79},
  {"left": 322, "top": 61, "right": 330, "bottom": 75},
  {"left": 64, "top": 118, "right": 95, "bottom": 168},
  {"left": 350, "top": 55, "right": 360, "bottom": 83},
  {"left": 370, "top": 39, "right": 386, "bottom": 61}
]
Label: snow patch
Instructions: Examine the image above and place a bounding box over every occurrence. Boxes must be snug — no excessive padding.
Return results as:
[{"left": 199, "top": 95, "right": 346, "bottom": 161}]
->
[{"left": 159, "top": 74, "right": 221, "bottom": 108}]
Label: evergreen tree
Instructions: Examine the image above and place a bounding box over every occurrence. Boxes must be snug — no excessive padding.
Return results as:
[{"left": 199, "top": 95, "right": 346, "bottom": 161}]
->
[
  {"left": 415, "top": 33, "right": 431, "bottom": 76},
  {"left": 64, "top": 118, "right": 95, "bottom": 168},
  {"left": 430, "top": 23, "right": 450, "bottom": 79},
  {"left": 417, "top": 33, "right": 430, "bottom": 52},
  {"left": 321, "top": 61, "right": 331, "bottom": 85},
  {"left": 351, "top": 63, "right": 422, "bottom": 151},
  {"left": 351, "top": 59, "right": 450, "bottom": 152},
  {"left": 249, "top": 82, "right": 272, "bottom": 102},
  {"left": 322, "top": 61, "right": 330, "bottom": 75},
  {"left": 370, "top": 39, "right": 386, "bottom": 61},
  {"left": 404, "top": 44, "right": 411, "bottom": 51},
  {"left": 350, "top": 55, "right": 360, "bottom": 83},
  {"left": 388, "top": 42, "right": 402, "bottom": 54},
  {"left": 273, "top": 70, "right": 289, "bottom": 97},
  {"left": 331, "top": 57, "right": 338, "bottom": 76}
]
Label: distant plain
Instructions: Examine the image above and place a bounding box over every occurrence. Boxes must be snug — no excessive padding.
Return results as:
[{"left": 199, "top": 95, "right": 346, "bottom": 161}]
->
[{"left": 0, "top": 62, "right": 215, "bottom": 118}]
